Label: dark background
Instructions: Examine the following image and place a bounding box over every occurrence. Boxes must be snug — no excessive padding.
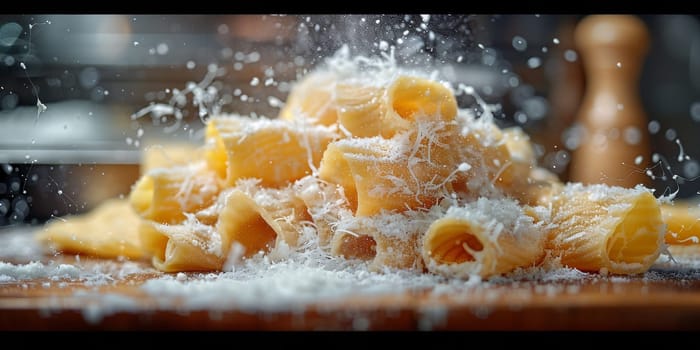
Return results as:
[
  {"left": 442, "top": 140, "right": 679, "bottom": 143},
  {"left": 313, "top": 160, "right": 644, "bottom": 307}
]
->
[{"left": 1, "top": 14, "right": 699, "bottom": 225}]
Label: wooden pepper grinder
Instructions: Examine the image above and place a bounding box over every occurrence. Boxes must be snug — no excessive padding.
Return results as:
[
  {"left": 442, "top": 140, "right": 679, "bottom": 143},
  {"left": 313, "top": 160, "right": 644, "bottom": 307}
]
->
[{"left": 569, "top": 15, "right": 652, "bottom": 188}]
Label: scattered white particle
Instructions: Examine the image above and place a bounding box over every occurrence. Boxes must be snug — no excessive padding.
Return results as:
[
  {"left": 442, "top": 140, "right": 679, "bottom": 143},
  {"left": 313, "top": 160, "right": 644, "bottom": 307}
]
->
[
  {"left": 267, "top": 96, "right": 283, "bottom": 108},
  {"left": 512, "top": 36, "right": 527, "bottom": 51},
  {"left": 57, "top": 189, "right": 63, "bottom": 195},
  {"left": 420, "top": 14, "right": 430, "bottom": 23},
  {"left": 186, "top": 61, "right": 196, "bottom": 70},
  {"left": 648, "top": 120, "right": 660, "bottom": 134},
  {"left": 217, "top": 24, "right": 229, "bottom": 35},
  {"left": 623, "top": 126, "right": 641, "bottom": 145},
  {"left": 378, "top": 41, "right": 389, "bottom": 51},
  {"left": 616, "top": 62, "right": 622, "bottom": 68},
  {"left": 176, "top": 272, "right": 187, "bottom": 281},
  {"left": 634, "top": 155, "right": 643, "bottom": 165},
  {"left": 552, "top": 38, "right": 560, "bottom": 44},
  {"left": 250, "top": 77, "right": 260, "bottom": 86},
  {"left": 156, "top": 43, "right": 169, "bottom": 55},
  {"left": 133, "top": 41, "right": 139, "bottom": 46},
  {"left": 515, "top": 111, "right": 528, "bottom": 124},
  {"left": 103, "top": 90, "right": 109, "bottom": 96},
  {"left": 527, "top": 57, "right": 541, "bottom": 69},
  {"left": 541, "top": 46, "right": 548, "bottom": 53},
  {"left": 690, "top": 102, "right": 700, "bottom": 122},
  {"left": 36, "top": 98, "right": 47, "bottom": 117},
  {"left": 458, "top": 162, "right": 472, "bottom": 172},
  {"left": 457, "top": 55, "right": 463, "bottom": 63},
  {"left": 683, "top": 160, "right": 700, "bottom": 178},
  {"left": 564, "top": 50, "right": 578, "bottom": 62},
  {"left": 19, "top": 62, "right": 26, "bottom": 70},
  {"left": 126, "top": 137, "right": 133, "bottom": 145},
  {"left": 136, "top": 128, "right": 144, "bottom": 138},
  {"left": 675, "top": 138, "right": 690, "bottom": 162},
  {"left": 665, "top": 128, "right": 677, "bottom": 141}
]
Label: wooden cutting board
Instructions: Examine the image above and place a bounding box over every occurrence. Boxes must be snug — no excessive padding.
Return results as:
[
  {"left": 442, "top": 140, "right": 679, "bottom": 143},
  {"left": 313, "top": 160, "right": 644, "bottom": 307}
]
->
[{"left": 2, "top": 243, "right": 700, "bottom": 330}]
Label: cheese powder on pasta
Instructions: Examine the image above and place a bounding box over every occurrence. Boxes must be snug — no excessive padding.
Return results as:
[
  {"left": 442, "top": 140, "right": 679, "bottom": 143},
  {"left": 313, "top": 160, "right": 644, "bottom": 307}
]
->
[{"left": 37, "top": 49, "right": 676, "bottom": 280}]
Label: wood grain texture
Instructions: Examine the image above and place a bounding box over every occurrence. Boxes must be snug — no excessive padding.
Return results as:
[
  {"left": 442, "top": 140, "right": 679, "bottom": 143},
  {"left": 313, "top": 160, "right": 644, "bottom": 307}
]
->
[{"left": 2, "top": 247, "right": 700, "bottom": 330}]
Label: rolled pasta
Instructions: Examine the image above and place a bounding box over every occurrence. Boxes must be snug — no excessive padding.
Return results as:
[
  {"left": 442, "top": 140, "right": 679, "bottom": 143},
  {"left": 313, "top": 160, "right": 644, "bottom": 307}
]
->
[
  {"left": 139, "top": 216, "right": 226, "bottom": 272},
  {"left": 334, "top": 82, "right": 385, "bottom": 138},
  {"left": 37, "top": 198, "right": 145, "bottom": 260},
  {"left": 319, "top": 120, "right": 464, "bottom": 216},
  {"left": 292, "top": 175, "right": 353, "bottom": 247},
  {"left": 210, "top": 115, "right": 337, "bottom": 188},
  {"left": 216, "top": 185, "right": 311, "bottom": 258},
  {"left": 660, "top": 202, "right": 700, "bottom": 245},
  {"left": 381, "top": 75, "right": 457, "bottom": 138},
  {"left": 129, "top": 161, "right": 222, "bottom": 224},
  {"left": 422, "top": 198, "right": 548, "bottom": 279},
  {"left": 141, "top": 142, "right": 202, "bottom": 175},
  {"left": 278, "top": 70, "right": 339, "bottom": 126},
  {"left": 547, "top": 183, "right": 665, "bottom": 274},
  {"left": 331, "top": 210, "right": 433, "bottom": 272}
]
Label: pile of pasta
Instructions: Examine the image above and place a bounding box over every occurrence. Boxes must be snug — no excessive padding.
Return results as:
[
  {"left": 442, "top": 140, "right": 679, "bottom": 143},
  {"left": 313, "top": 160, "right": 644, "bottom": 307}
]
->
[{"left": 38, "top": 59, "right": 700, "bottom": 279}]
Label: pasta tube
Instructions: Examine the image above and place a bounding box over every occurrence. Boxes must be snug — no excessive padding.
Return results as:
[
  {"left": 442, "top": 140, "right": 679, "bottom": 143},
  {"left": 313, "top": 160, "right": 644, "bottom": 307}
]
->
[
  {"left": 216, "top": 185, "right": 311, "bottom": 258},
  {"left": 660, "top": 202, "right": 700, "bottom": 245},
  {"left": 278, "top": 70, "right": 339, "bottom": 126},
  {"left": 37, "top": 198, "right": 145, "bottom": 259},
  {"left": 139, "top": 217, "right": 225, "bottom": 272},
  {"left": 210, "top": 115, "right": 337, "bottom": 187},
  {"left": 547, "top": 183, "right": 665, "bottom": 274},
  {"left": 422, "top": 198, "right": 547, "bottom": 278},
  {"left": 331, "top": 210, "right": 433, "bottom": 272},
  {"left": 129, "top": 161, "right": 222, "bottom": 224}
]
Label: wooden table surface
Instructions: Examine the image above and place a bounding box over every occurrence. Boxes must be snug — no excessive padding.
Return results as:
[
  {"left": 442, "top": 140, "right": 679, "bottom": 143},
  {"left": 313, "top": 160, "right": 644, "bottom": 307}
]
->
[{"left": 2, "top": 234, "right": 700, "bottom": 330}]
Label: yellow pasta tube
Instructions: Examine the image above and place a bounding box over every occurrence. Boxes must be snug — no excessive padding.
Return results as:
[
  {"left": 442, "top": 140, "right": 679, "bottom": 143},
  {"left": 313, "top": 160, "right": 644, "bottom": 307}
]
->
[
  {"left": 660, "top": 202, "right": 700, "bottom": 245},
  {"left": 140, "top": 217, "right": 226, "bottom": 272},
  {"left": 129, "top": 161, "right": 222, "bottom": 224},
  {"left": 293, "top": 175, "right": 353, "bottom": 247},
  {"left": 320, "top": 120, "right": 464, "bottom": 216},
  {"left": 331, "top": 211, "right": 431, "bottom": 272},
  {"left": 422, "top": 198, "right": 547, "bottom": 279},
  {"left": 330, "top": 231, "right": 377, "bottom": 261},
  {"left": 381, "top": 75, "right": 457, "bottom": 138},
  {"left": 37, "top": 198, "right": 145, "bottom": 260},
  {"left": 216, "top": 185, "right": 311, "bottom": 258},
  {"left": 141, "top": 142, "right": 202, "bottom": 175},
  {"left": 335, "top": 82, "right": 385, "bottom": 137},
  {"left": 514, "top": 167, "right": 565, "bottom": 207},
  {"left": 502, "top": 126, "right": 537, "bottom": 166},
  {"left": 448, "top": 117, "right": 517, "bottom": 201},
  {"left": 213, "top": 115, "right": 337, "bottom": 188},
  {"left": 203, "top": 116, "right": 243, "bottom": 179},
  {"left": 278, "top": 70, "right": 339, "bottom": 126},
  {"left": 547, "top": 183, "right": 665, "bottom": 274}
]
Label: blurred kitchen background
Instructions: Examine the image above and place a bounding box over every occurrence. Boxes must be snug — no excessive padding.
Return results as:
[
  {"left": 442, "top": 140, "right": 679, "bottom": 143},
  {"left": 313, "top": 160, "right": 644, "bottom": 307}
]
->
[{"left": 0, "top": 14, "right": 699, "bottom": 226}]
